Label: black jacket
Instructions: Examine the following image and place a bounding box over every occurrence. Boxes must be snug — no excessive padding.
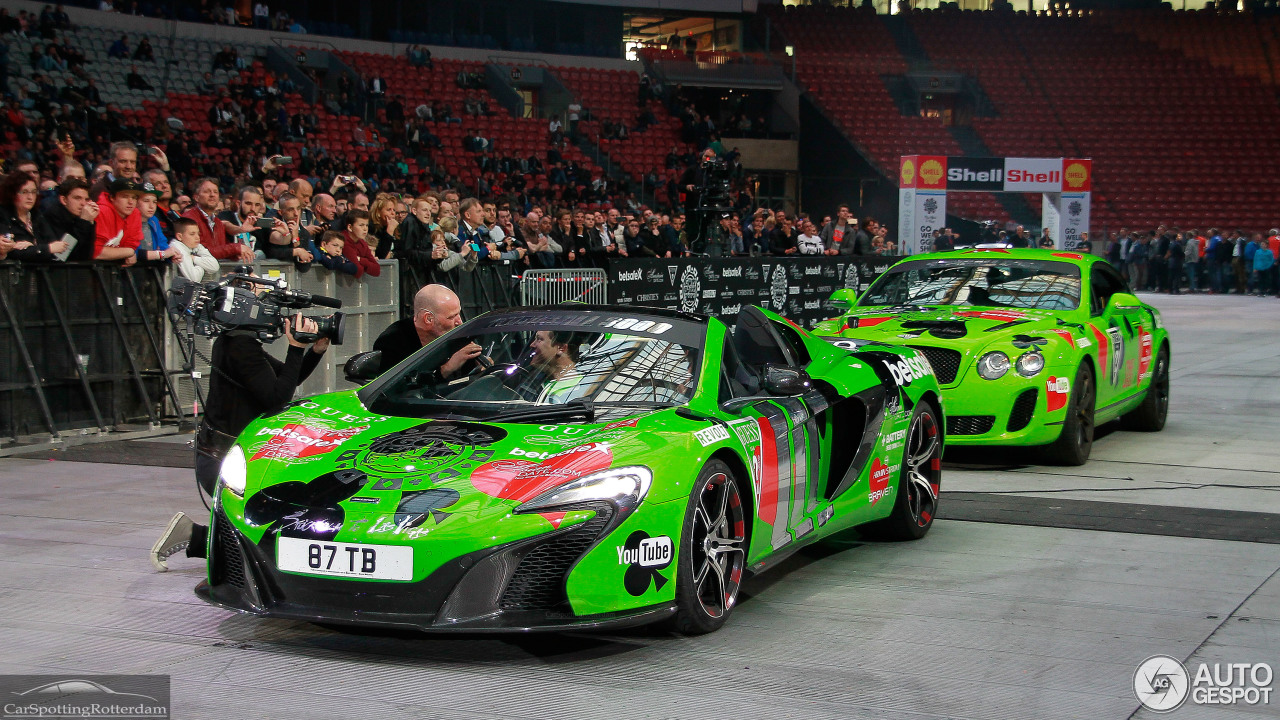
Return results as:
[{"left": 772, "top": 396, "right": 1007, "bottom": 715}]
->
[
  {"left": 372, "top": 318, "right": 423, "bottom": 374},
  {"left": 204, "top": 332, "right": 323, "bottom": 438},
  {"left": 33, "top": 203, "right": 96, "bottom": 262}
]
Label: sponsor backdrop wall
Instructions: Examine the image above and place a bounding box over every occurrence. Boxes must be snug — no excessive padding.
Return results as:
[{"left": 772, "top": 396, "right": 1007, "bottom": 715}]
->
[
  {"left": 607, "top": 257, "right": 891, "bottom": 328},
  {"left": 900, "top": 155, "right": 1093, "bottom": 253}
]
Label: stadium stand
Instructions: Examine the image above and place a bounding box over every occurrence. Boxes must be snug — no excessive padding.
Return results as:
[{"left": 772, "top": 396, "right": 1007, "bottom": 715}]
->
[
  {"left": 767, "top": 5, "right": 1280, "bottom": 231},
  {"left": 552, "top": 66, "right": 694, "bottom": 183}
]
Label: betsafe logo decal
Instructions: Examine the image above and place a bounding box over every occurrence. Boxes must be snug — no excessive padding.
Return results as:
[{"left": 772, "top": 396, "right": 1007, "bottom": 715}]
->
[{"left": 619, "top": 531, "right": 673, "bottom": 595}]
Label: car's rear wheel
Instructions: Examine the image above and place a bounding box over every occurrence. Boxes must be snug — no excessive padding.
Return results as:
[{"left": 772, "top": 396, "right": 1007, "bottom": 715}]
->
[
  {"left": 1122, "top": 344, "right": 1170, "bottom": 431},
  {"left": 859, "top": 399, "right": 942, "bottom": 541},
  {"left": 1043, "top": 362, "right": 1095, "bottom": 466},
  {"left": 672, "top": 460, "right": 746, "bottom": 635}
]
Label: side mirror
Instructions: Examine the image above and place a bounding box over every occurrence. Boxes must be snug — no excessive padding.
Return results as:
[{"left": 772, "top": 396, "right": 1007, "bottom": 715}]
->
[
  {"left": 829, "top": 288, "right": 858, "bottom": 310},
  {"left": 762, "top": 365, "right": 811, "bottom": 396},
  {"left": 343, "top": 350, "right": 383, "bottom": 384},
  {"left": 1106, "top": 292, "right": 1141, "bottom": 312}
]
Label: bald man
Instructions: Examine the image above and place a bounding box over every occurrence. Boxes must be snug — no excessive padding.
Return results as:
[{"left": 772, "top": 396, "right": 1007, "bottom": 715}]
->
[{"left": 372, "top": 284, "right": 482, "bottom": 375}]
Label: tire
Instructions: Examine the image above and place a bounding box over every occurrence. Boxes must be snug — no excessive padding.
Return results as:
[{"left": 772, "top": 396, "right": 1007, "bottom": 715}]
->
[
  {"left": 859, "top": 400, "right": 942, "bottom": 541},
  {"left": 1122, "top": 344, "right": 1170, "bottom": 431},
  {"left": 671, "top": 460, "right": 747, "bottom": 635},
  {"left": 1042, "top": 362, "right": 1095, "bottom": 466}
]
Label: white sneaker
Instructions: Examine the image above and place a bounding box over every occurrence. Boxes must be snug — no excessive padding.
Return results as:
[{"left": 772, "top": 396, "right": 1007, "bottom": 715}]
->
[{"left": 150, "top": 512, "right": 194, "bottom": 572}]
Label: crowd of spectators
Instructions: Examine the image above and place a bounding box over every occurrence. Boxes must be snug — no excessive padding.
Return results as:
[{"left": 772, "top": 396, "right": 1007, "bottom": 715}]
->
[{"left": 1103, "top": 226, "right": 1279, "bottom": 297}]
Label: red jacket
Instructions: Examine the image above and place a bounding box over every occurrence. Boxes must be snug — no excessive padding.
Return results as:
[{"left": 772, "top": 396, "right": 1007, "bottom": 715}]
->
[
  {"left": 182, "top": 206, "right": 241, "bottom": 260},
  {"left": 93, "top": 192, "right": 142, "bottom": 257},
  {"left": 342, "top": 231, "right": 381, "bottom": 278}
]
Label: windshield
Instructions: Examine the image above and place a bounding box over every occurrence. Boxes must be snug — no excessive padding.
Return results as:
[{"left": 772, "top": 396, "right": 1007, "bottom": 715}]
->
[
  {"left": 366, "top": 312, "right": 703, "bottom": 419},
  {"left": 858, "top": 258, "right": 1082, "bottom": 311}
]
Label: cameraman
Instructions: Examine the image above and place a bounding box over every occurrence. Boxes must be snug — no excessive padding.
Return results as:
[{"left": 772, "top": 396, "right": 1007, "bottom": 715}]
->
[{"left": 150, "top": 312, "right": 330, "bottom": 571}]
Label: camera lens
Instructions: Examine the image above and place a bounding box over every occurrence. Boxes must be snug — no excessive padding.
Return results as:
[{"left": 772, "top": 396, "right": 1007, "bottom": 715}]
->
[{"left": 313, "top": 312, "right": 346, "bottom": 345}]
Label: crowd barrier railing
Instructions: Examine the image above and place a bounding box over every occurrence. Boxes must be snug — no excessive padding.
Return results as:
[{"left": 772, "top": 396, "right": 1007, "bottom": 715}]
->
[
  {"left": 520, "top": 268, "right": 609, "bottom": 306},
  {"left": 0, "top": 261, "right": 179, "bottom": 452}
]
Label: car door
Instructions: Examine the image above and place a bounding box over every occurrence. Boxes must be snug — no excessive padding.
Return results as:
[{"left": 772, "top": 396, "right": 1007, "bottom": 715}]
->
[
  {"left": 721, "top": 308, "right": 826, "bottom": 555},
  {"left": 1087, "top": 264, "right": 1143, "bottom": 407}
]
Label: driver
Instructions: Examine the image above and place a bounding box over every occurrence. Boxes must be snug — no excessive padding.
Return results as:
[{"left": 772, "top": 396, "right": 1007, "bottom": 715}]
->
[
  {"left": 527, "top": 330, "right": 590, "bottom": 404},
  {"left": 373, "top": 284, "right": 482, "bottom": 377}
]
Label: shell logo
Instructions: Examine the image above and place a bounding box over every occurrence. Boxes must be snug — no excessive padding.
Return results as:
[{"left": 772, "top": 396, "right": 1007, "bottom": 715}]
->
[
  {"left": 900, "top": 159, "right": 916, "bottom": 186},
  {"left": 1064, "top": 162, "right": 1089, "bottom": 189},
  {"left": 919, "top": 159, "right": 944, "bottom": 186}
]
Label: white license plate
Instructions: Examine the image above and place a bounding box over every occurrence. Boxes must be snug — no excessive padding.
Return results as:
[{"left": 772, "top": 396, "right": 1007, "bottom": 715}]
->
[{"left": 276, "top": 537, "right": 413, "bottom": 581}]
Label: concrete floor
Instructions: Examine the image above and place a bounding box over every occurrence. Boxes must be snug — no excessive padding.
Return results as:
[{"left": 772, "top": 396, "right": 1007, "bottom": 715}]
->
[{"left": 1, "top": 293, "right": 1277, "bottom": 719}]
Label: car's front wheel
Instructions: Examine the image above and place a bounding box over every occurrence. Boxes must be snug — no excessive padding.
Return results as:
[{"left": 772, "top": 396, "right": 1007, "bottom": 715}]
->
[
  {"left": 859, "top": 399, "right": 942, "bottom": 541},
  {"left": 672, "top": 460, "right": 746, "bottom": 635},
  {"left": 1043, "top": 362, "right": 1095, "bottom": 466}
]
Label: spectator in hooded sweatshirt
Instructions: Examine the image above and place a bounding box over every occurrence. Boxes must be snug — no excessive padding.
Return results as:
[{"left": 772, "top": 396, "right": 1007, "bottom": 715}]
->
[{"left": 94, "top": 178, "right": 145, "bottom": 264}]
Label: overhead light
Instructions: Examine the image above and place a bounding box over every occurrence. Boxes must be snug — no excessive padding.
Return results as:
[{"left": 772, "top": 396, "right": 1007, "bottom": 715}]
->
[{"left": 785, "top": 45, "right": 794, "bottom": 57}]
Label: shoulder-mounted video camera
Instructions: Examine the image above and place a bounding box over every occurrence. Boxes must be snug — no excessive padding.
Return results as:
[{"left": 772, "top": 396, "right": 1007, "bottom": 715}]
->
[{"left": 167, "top": 269, "right": 345, "bottom": 345}]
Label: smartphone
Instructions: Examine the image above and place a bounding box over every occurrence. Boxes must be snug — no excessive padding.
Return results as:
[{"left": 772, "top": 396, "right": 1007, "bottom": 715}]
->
[
  {"left": 255, "top": 218, "right": 276, "bottom": 229},
  {"left": 146, "top": 146, "right": 159, "bottom": 155},
  {"left": 469, "top": 242, "right": 481, "bottom": 252},
  {"left": 276, "top": 156, "right": 293, "bottom": 166}
]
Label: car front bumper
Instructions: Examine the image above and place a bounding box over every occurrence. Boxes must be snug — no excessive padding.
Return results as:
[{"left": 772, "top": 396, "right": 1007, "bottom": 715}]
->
[{"left": 197, "top": 508, "right": 677, "bottom": 633}]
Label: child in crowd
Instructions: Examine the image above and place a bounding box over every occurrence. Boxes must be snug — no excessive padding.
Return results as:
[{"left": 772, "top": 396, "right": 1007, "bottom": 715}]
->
[
  {"left": 170, "top": 217, "right": 220, "bottom": 282},
  {"left": 315, "top": 230, "right": 358, "bottom": 275},
  {"left": 94, "top": 178, "right": 145, "bottom": 264},
  {"left": 430, "top": 228, "right": 477, "bottom": 273},
  {"left": 137, "top": 184, "right": 179, "bottom": 263},
  {"left": 341, "top": 209, "right": 381, "bottom": 277}
]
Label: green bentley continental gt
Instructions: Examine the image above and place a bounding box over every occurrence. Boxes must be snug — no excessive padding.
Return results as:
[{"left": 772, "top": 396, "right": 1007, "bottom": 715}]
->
[
  {"left": 815, "top": 249, "right": 1170, "bottom": 465},
  {"left": 198, "top": 305, "right": 945, "bottom": 634}
]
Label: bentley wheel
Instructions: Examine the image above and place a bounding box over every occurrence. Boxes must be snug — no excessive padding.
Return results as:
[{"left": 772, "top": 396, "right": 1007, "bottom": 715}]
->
[
  {"left": 859, "top": 400, "right": 942, "bottom": 541},
  {"left": 1044, "top": 363, "right": 1095, "bottom": 466},
  {"left": 1122, "top": 344, "right": 1170, "bottom": 431},
  {"left": 672, "top": 460, "right": 746, "bottom": 635}
]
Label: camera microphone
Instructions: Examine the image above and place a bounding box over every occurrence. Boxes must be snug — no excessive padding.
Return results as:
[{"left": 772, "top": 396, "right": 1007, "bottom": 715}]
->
[{"left": 307, "top": 293, "right": 342, "bottom": 309}]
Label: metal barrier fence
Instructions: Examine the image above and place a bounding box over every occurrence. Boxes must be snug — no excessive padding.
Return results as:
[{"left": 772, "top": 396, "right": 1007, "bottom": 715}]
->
[
  {"left": 520, "top": 268, "right": 609, "bottom": 306},
  {"left": 398, "top": 259, "right": 523, "bottom": 320},
  {"left": 164, "top": 260, "right": 399, "bottom": 415},
  {"left": 0, "top": 262, "right": 179, "bottom": 450}
]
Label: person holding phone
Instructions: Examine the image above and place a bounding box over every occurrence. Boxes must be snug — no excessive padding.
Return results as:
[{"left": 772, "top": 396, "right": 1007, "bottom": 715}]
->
[{"left": 217, "top": 186, "right": 271, "bottom": 260}]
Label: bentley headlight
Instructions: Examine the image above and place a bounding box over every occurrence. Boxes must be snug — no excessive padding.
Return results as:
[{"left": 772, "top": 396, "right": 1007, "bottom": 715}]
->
[
  {"left": 219, "top": 445, "right": 247, "bottom": 497},
  {"left": 516, "top": 466, "right": 652, "bottom": 515},
  {"left": 976, "top": 351, "right": 1010, "bottom": 380},
  {"left": 1015, "top": 351, "right": 1045, "bottom": 377}
]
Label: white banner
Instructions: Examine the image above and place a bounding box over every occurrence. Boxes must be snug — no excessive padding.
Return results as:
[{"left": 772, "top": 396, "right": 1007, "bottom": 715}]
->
[
  {"left": 1042, "top": 192, "right": 1061, "bottom": 248},
  {"left": 1004, "top": 157, "right": 1064, "bottom": 192},
  {"left": 898, "top": 188, "right": 916, "bottom": 255},
  {"left": 913, "top": 190, "right": 947, "bottom": 255},
  {"left": 1059, "top": 193, "right": 1091, "bottom": 251}
]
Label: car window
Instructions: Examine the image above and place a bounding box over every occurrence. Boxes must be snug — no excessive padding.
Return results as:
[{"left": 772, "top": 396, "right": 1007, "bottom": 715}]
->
[
  {"left": 1090, "top": 265, "right": 1124, "bottom": 315},
  {"left": 772, "top": 321, "right": 811, "bottom": 366}
]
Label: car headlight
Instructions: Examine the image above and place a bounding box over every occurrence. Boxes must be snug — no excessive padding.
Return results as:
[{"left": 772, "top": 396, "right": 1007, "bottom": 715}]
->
[
  {"left": 515, "top": 466, "right": 652, "bottom": 515},
  {"left": 976, "top": 351, "right": 1010, "bottom": 380},
  {"left": 1015, "top": 351, "right": 1045, "bottom": 377},
  {"left": 219, "top": 445, "right": 247, "bottom": 497}
]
